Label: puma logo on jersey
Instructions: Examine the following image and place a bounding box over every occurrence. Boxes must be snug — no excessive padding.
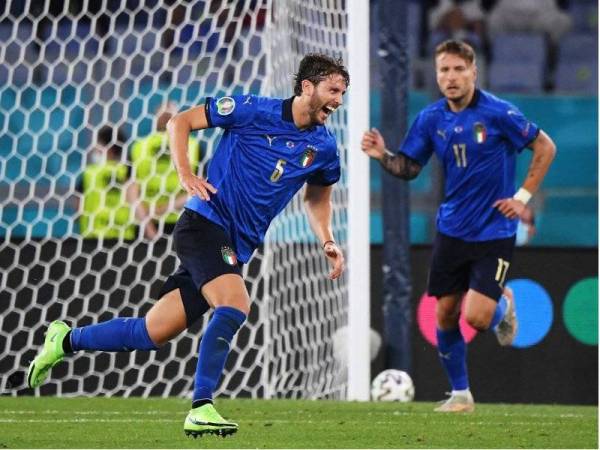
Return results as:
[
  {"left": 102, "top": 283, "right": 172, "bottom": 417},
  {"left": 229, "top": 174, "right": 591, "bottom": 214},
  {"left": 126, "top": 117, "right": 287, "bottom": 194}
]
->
[
  {"left": 265, "top": 135, "right": 277, "bottom": 146},
  {"left": 437, "top": 129, "right": 447, "bottom": 140}
]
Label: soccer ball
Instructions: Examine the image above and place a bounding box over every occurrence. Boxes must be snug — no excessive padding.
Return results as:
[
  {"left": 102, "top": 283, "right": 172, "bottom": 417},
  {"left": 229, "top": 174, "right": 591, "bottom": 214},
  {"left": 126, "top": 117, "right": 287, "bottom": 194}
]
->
[{"left": 370, "top": 369, "right": 415, "bottom": 402}]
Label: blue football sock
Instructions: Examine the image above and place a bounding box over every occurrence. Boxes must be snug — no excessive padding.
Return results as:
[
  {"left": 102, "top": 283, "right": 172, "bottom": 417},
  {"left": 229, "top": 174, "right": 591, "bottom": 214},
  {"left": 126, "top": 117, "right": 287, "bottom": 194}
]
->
[
  {"left": 70, "top": 317, "right": 158, "bottom": 352},
  {"left": 436, "top": 328, "right": 469, "bottom": 391},
  {"left": 489, "top": 295, "right": 508, "bottom": 329},
  {"left": 193, "top": 306, "right": 246, "bottom": 404}
]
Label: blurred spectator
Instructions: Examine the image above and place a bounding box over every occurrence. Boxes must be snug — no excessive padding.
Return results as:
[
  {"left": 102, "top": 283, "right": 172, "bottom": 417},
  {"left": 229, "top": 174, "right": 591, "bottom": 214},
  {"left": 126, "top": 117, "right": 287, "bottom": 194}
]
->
[
  {"left": 425, "top": 0, "right": 488, "bottom": 90},
  {"left": 128, "top": 102, "right": 200, "bottom": 240},
  {"left": 428, "top": 0, "right": 486, "bottom": 50},
  {"left": 486, "top": 0, "right": 573, "bottom": 90},
  {"left": 487, "top": 0, "right": 572, "bottom": 44},
  {"left": 79, "top": 125, "right": 136, "bottom": 240},
  {"left": 516, "top": 205, "right": 537, "bottom": 246}
]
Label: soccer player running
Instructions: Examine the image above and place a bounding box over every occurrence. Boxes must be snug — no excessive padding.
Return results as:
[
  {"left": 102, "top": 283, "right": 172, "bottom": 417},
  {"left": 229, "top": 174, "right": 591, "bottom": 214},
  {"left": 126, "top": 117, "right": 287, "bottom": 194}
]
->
[
  {"left": 361, "top": 40, "right": 556, "bottom": 412},
  {"left": 27, "top": 54, "right": 349, "bottom": 436}
]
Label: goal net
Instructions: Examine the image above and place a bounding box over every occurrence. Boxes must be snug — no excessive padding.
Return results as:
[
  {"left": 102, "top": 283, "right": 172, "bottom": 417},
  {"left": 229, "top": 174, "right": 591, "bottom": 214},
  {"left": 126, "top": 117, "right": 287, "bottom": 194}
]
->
[{"left": 0, "top": 0, "right": 351, "bottom": 400}]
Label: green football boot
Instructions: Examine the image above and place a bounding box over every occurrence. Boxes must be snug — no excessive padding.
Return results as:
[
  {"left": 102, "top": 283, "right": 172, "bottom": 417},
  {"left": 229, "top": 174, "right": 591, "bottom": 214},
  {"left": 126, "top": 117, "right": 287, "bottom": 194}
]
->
[
  {"left": 184, "top": 403, "right": 238, "bottom": 438},
  {"left": 27, "top": 320, "right": 71, "bottom": 388}
]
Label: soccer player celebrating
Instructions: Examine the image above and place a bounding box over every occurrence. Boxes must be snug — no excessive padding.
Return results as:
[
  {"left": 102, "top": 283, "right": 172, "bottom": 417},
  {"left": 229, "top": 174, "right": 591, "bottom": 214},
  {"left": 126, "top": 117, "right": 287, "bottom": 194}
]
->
[
  {"left": 361, "top": 40, "right": 556, "bottom": 412},
  {"left": 27, "top": 53, "right": 349, "bottom": 436}
]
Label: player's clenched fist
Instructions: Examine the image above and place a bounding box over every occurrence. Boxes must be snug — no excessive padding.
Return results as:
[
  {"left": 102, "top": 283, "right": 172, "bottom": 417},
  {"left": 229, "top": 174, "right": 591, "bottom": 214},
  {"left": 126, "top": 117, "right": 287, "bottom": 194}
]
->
[{"left": 361, "top": 127, "right": 386, "bottom": 160}]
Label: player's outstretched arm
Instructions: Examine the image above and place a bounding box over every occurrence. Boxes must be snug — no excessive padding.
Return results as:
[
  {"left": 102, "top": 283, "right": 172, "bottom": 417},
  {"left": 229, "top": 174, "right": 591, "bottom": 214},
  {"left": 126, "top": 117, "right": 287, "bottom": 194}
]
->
[
  {"left": 167, "top": 106, "right": 217, "bottom": 201},
  {"left": 493, "top": 130, "right": 557, "bottom": 219},
  {"left": 361, "top": 128, "right": 422, "bottom": 180},
  {"left": 304, "top": 184, "right": 345, "bottom": 280}
]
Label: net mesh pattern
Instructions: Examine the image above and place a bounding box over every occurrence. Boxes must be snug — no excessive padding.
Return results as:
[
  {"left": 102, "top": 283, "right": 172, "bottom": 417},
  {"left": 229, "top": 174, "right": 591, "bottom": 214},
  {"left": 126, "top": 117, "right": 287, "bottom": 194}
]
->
[{"left": 0, "top": 0, "right": 349, "bottom": 400}]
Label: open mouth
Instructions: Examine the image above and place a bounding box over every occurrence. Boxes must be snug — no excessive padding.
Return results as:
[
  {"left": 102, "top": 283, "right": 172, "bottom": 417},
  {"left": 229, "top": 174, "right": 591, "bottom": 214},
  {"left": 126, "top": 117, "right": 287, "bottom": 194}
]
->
[{"left": 323, "top": 104, "right": 337, "bottom": 114}]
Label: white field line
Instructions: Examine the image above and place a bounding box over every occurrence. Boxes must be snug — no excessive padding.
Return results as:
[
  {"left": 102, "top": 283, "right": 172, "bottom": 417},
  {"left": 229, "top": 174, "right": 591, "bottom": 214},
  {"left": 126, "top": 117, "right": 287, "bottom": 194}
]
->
[
  {"left": 1, "top": 410, "right": 179, "bottom": 415},
  {"left": 0, "top": 417, "right": 587, "bottom": 427},
  {"left": 0, "top": 410, "right": 590, "bottom": 419},
  {"left": 0, "top": 418, "right": 181, "bottom": 423},
  {"left": 0, "top": 418, "right": 577, "bottom": 426}
]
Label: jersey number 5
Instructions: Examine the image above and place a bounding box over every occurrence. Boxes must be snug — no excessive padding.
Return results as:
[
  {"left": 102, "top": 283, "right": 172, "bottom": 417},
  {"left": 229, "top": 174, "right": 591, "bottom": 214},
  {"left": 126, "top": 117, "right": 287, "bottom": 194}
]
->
[
  {"left": 270, "top": 159, "right": 287, "bottom": 182},
  {"left": 453, "top": 143, "right": 467, "bottom": 167}
]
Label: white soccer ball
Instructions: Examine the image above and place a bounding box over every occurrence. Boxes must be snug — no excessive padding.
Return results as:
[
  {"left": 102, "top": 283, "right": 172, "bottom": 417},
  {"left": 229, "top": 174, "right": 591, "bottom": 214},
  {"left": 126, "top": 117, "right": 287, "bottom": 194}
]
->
[{"left": 370, "top": 369, "right": 415, "bottom": 402}]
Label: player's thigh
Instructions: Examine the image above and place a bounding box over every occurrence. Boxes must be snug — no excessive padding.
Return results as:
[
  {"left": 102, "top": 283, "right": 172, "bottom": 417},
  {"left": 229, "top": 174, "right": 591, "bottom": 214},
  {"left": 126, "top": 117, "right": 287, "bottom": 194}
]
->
[
  {"left": 145, "top": 288, "right": 188, "bottom": 345},
  {"left": 428, "top": 233, "right": 470, "bottom": 308},
  {"left": 468, "top": 235, "right": 515, "bottom": 301},
  {"left": 201, "top": 273, "right": 251, "bottom": 315},
  {"left": 172, "top": 208, "right": 246, "bottom": 311},
  {"left": 462, "top": 289, "right": 498, "bottom": 331},
  {"left": 464, "top": 236, "right": 515, "bottom": 330}
]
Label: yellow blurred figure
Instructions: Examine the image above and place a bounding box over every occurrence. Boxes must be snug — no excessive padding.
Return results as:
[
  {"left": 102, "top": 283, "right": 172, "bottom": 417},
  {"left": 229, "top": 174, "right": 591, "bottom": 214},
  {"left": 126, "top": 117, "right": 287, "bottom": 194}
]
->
[
  {"left": 80, "top": 126, "right": 136, "bottom": 240},
  {"left": 128, "top": 102, "right": 200, "bottom": 239}
]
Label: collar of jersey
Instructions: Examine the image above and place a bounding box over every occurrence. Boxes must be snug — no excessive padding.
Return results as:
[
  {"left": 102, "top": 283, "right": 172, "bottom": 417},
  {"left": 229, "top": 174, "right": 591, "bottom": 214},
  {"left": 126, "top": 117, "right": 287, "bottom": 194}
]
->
[
  {"left": 283, "top": 96, "right": 295, "bottom": 122},
  {"left": 445, "top": 88, "right": 480, "bottom": 112},
  {"left": 282, "top": 96, "right": 317, "bottom": 132}
]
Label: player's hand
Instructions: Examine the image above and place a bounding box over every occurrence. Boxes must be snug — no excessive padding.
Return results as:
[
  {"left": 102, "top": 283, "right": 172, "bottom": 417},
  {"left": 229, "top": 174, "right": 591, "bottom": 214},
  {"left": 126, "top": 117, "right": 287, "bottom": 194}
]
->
[
  {"left": 361, "top": 128, "right": 386, "bottom": 160},
  {"left": 144, "top": 221, "right": 159, "bottom": 240},
  {"left": 493, "top": 197, "right": 526, "bottom": 219},
  {"left": 324, "top": 241, "right": 345, "bottom": 280},
  {"left": 180, "top": 173, "right": 217, "bottom": 201}
]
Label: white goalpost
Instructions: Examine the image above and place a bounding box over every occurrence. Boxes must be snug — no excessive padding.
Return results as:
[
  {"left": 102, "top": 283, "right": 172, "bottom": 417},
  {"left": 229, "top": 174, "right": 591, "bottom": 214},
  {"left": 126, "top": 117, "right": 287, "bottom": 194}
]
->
[
  {"left": 346, "top": 0, "right": 371, "bottom": 401},
  {"left": 0, "top": 0, "right": 370, "bottom": 400}
]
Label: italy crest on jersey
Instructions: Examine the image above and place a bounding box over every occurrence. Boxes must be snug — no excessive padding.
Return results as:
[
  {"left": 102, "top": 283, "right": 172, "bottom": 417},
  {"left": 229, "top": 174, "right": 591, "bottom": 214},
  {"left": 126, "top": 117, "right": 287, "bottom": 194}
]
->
[
  {"left": 473, "top": 122, "right": 487, "bottom": 144},
  {"left": 221, "top": 246, "right": 238, "bottom": 265},
  {"left": 216, "top": 97, "right": 235, "bottom": 116},
  {"left": 300, "top": 146, "right": 316, "bottom": 168}
]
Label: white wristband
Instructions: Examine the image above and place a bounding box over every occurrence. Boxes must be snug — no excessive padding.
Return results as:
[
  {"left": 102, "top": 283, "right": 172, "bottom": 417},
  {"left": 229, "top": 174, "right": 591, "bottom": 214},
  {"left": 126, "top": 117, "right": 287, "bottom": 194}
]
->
[{"left": 513, "top": 187, "right": 532, "bottom": 205}]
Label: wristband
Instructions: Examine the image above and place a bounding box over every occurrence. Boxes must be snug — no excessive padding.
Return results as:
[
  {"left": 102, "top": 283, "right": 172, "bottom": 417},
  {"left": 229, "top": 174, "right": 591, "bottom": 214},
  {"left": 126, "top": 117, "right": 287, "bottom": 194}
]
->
[
  {"left": 322, "top": 240, "right": 335, "bottom": 249},
  {"left": 513, "top": 187, "right": 532, "bottom": 205}
]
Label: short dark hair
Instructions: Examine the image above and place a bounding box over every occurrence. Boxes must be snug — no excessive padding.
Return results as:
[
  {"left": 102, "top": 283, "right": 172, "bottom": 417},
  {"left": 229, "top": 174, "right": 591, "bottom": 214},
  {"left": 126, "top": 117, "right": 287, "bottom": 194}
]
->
[
  {"left": 293, "top": 53, "right": 350, "bottom": 96},
  {"left": 434, "top": 40, "right": 476, "bottom": 65}
]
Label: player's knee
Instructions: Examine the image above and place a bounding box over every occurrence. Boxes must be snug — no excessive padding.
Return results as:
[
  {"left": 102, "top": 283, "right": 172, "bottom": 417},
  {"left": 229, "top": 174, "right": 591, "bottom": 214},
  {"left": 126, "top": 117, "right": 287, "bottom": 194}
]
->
[
  {"left": 149, "top": 334, "right": 169, "bottom": 348},
  {"left": 145, "top": 320, "right": 184, "bottom": 347},
  {"left": 209, "top": 292, "right": 251, "bottom": 315},
  {"left": 464, "top": 311, "right": 490, "bottom": 332},
  {"left": 436, "top": 304, "right": 460, "bottom": 327},
  {"left": 216, "top": 297, "right": 250, "bottom": 316}
]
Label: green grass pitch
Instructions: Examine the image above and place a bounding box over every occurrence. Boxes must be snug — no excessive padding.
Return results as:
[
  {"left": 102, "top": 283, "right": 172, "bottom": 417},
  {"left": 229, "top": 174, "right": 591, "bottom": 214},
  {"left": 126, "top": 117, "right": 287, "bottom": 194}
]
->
[{"left": 0, "top": 397, "right": 596, "bottom": 448}]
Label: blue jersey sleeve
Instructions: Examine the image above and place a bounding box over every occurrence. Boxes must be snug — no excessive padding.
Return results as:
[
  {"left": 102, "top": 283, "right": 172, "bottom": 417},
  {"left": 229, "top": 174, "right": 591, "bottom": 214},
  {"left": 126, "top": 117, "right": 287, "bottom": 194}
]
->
[
  {"left": 398, "top": 110, "right": 433, "bottom": 166},
  {"left": 307, "top": 143, "right": 341, "bottom": 186},
  {"left": 205, "top": 95, "right": 256, "bottom": 129},
  {"left": 496, "top": 104, "right": 539, "bottom": 152}
]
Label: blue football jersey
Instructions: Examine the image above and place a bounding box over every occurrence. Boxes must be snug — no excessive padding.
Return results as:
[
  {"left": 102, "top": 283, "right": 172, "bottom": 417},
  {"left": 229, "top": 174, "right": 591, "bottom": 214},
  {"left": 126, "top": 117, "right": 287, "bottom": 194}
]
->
[
  {"left": 185, "top": 95, "right": 340, "bottom": 263},
  {"left": 400, "top": 89, "right": 539, "bottom": 241}
]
